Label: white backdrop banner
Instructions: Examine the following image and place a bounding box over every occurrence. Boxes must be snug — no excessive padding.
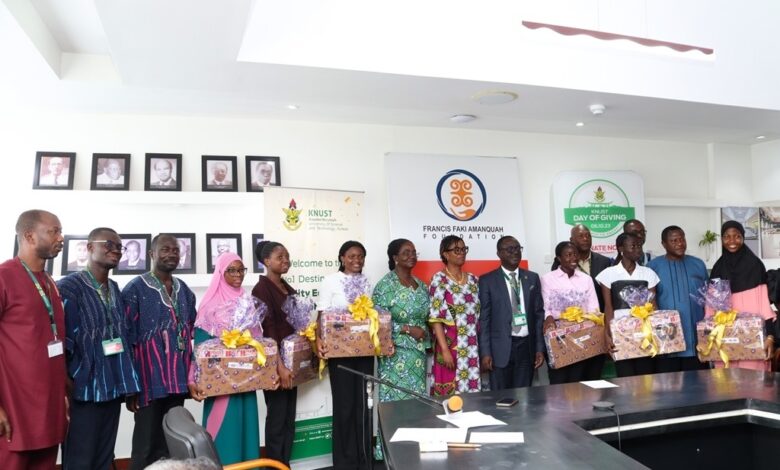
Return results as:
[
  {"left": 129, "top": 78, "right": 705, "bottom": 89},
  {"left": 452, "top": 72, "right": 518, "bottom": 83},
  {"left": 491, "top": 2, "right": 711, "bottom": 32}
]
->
[
  {"left": 552, "top": 171, "right": 645, "bottom": 256},
  {"left": 263, "top": 185, "right": 364, "bottom": 463},
  {"left": 385, "top": 153, "right": 527, "bottom": 279}
]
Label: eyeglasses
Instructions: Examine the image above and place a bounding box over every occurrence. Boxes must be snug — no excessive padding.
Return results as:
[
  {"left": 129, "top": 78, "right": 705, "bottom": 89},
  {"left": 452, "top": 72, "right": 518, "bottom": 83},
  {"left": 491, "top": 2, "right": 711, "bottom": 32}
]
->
[
  {"left": 91, "top": 240, "right": 126, "bottom": 253},
  {"left": 445, "top": 246, "right": 469, "bottom": 255},
  {"left": 398, "top": 250, "right": 420, "bottom": 258},
  {"left": 500, "top": 245, "right": 523, "bottom": 254},
  {"left": 226, "top": 267, "right": 248, "bottom": 276}
]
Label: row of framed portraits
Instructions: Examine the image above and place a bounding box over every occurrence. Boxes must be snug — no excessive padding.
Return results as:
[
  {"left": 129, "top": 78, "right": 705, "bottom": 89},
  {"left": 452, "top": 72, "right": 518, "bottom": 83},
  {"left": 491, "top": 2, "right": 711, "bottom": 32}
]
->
[
  {"left": 32, "top": 152, "right": 281, "bottom": 192},
  {"left": 13, "top": 233, "right": 266, "bottom": 276}
]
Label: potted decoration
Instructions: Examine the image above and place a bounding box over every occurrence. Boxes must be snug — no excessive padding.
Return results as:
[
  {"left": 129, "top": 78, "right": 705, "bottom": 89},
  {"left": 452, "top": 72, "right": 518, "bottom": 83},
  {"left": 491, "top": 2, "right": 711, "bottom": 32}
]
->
[{"left": 699, "top": 230, "right": 719, "bottom": 261}]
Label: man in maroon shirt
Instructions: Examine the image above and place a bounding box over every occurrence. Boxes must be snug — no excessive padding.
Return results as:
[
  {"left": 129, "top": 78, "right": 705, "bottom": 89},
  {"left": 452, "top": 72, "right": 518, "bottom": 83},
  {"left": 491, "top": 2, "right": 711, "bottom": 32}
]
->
[{"left": 0, "top": 210, "right": 68, "bottom": 469}]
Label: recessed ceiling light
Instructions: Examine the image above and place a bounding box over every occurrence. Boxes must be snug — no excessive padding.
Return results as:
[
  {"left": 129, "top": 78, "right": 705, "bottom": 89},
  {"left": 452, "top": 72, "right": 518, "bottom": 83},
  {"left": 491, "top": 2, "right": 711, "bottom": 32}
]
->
[
  {"left": 450, "top": 114, "right": 477, "bottom": 124},
  {"left": 287, "top": 104, "right": 299, "bottom": 110},
  {"left": 472, "top": 91, "right": 518, "bottom": 105},
  {"left": 576, "top": 122, "right": 585, "bottom": 127},
  {"left": 756, "top": 135, "right": 766, "bottom": 140}
]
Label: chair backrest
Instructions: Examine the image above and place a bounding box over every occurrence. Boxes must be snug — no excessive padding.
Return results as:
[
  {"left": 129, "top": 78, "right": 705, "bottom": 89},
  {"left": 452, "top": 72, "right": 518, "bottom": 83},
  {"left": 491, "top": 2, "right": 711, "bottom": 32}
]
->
[{"left": 162, "top": 406, "right": 223, "bottom": 466}]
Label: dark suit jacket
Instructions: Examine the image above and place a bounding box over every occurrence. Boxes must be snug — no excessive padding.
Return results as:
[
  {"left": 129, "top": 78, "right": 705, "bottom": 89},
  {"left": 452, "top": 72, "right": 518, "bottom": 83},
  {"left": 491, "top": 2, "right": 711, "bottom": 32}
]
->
[
  {"left": 551, "top": 251, "right": 612, "bottom": 311},
  {"left": 478, "top": 267, "right": 544, "bottom": 369}
]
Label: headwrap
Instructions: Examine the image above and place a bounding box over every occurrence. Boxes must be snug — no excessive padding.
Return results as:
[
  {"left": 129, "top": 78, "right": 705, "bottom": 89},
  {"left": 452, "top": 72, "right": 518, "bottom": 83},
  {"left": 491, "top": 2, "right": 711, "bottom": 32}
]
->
[
  {"left": 196, "top": 252, "right": 244, "bottom": 330},
  {"left": 710, "top": 220, "right": 767, "bottom": 293}
]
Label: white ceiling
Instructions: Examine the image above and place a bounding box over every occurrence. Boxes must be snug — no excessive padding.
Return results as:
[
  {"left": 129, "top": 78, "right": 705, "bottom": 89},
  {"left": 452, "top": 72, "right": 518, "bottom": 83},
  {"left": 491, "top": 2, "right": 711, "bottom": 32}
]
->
[{"left": 1, "top": 0, "right": 779, "bottom": 145}]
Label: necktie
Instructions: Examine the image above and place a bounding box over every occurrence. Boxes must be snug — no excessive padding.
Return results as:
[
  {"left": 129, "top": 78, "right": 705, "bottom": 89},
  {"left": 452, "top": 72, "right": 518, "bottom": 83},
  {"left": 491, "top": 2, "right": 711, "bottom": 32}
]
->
[{"left": 508, "top": 272, "right": 519, "bottom": 312}]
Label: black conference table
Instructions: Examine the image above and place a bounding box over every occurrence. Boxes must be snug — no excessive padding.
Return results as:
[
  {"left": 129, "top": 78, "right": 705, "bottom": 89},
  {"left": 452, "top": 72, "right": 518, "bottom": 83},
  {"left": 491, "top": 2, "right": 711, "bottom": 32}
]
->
[{"left": 377, "top": 369, "right": 780, "bottom": 469}]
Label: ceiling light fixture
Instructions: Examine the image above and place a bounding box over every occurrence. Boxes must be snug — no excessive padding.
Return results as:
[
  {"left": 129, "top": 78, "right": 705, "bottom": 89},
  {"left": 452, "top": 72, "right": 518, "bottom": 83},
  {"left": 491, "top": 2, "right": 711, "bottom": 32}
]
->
[
  {"left": 756, "top": 135, "right": 766, "bottom": 140},
  {"left": 522, "top": 21, "right": 714, "bottom": 56},
  {"left": 450, "top": 114, "right": 477, "bottom": 124},
  {"left": 589, "top": 104, "right": 606, "bottom": 116},
  {"left": 287, "top": 104, "right": 299, "bottom": 110},
  {"left": 473, "top": 91, "right": 518, "bottom": 105},
  {"left": 576, "top": 122, "right": 585, "bottom": 127}
]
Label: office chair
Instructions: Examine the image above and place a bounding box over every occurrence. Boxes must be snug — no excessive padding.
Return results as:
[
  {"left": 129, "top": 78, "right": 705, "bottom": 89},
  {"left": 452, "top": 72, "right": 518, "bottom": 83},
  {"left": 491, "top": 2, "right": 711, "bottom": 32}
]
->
[{"left": 162, "top": 406, "right": 289, "bottom": 470}]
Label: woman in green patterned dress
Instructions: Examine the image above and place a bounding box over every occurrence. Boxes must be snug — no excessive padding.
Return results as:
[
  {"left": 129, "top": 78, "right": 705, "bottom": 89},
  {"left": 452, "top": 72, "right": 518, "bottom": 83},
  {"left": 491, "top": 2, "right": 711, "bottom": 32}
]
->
[{"left": 373, "top": 239, "right": 430, "bottom": 459}]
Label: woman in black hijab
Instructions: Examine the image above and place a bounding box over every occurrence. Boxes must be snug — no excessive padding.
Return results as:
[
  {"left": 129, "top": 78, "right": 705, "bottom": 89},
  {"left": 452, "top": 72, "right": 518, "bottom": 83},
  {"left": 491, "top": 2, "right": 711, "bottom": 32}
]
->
[{"left": 709, "top": 220, "right": 775, "bottom": 370}]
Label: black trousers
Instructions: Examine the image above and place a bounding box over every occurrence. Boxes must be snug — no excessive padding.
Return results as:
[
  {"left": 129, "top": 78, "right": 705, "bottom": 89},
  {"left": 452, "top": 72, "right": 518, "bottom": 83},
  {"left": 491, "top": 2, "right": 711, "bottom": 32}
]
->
[
  {"left": 263, "top": 387, "right": 298, "bottom": 465},
  {"left": 548, "top": 354, "right": 606, "bottom": 385},
  {"left": 62, "top": 398, "right": 123, "bottom": 470},
  {"left": 328, "top": 356, "right": 374, "bottom": 470},
  {"left": 655, "top": 355, "right": 708, "bottom": 373},
  {"left": 615, "top": 357, "right": 656, "bottom": 377},
  {"left": 130, "top": 394, "right": 186, "bottom": 470},
  {"left": 490, "top": 336, "right": 533, "bottom": 390}
]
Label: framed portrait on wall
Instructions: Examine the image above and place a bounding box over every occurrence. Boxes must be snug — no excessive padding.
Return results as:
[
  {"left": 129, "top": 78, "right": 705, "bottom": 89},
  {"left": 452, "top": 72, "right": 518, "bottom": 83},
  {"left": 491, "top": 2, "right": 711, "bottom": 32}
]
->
[
  {"left": 34, "top": 151, "right": 76, "bottom": 190},
  {"left": 91, "top": 153, "right": 130, "bottom": 190},
  {"left": 170, "top": 232, "right": 197, "bottom": 274},
  {"left": 202, "top": 155, "right": 238, "bottom": 192},
  {"left": 13, "top": 238, "right": 53, "bottom": 274},
  {"left": 145, "top": 153, "right": 182, "bottom": 191},
  {"left": 61, "top": 235, "right": 90, "bottom": 275},
  {"left": 251, "top": 233, "right": 265, "bottom": 274},
  {"left": 759, "top": 207, "right": 780, "bottom": 259},
  {"left": 246, "top": 156, "right": 281, "bottom": 192},
  {"left": 114, "top": 234, "right": 151, "bottom": 275},
  {"left": 205, "top": 233, "right": 242, "bottom": 273}
]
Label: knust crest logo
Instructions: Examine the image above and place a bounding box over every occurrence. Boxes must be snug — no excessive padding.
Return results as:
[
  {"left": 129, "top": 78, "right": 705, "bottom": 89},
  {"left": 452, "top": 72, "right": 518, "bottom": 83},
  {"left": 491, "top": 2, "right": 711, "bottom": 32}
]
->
[
  {"left": 435, "top": 169, "right": 487, "bottom": 221},
  {"left": 282, "top": 198, "right": 302, "bottom": 231},
  {"left": 564, "top": 179, "right": 634, "bottom": 237}
]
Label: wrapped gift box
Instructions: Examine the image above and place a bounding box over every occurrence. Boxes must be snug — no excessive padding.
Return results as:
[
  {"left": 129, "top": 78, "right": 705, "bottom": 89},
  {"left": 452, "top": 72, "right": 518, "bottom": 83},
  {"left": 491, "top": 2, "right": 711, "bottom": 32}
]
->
[
  {"left": 195, "top": 337, "right": 279, "bottom": 397},
  {"left": 281, "top": 334, "right": 318, "bottom": 387},
  {"left": 610, "top": 309, "right": 686, "bottom": 361},
  {"left": 696, "top": 315, "right": 765, "bottom": 363},
  {"left": 544, "top": 320, "right": 607, "bottom": 369},
  {"left": 319, "top": 309, "right": 395, "bottom": 358}
]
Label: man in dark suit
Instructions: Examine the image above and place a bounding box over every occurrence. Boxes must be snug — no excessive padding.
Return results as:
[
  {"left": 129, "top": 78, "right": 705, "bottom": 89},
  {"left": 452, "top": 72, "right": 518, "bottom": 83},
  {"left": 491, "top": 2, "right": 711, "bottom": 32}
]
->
[
  {"left": 478, "top": 236, "right": 545, "bottom": 390},
  {"left": 552, "top": 224, "right": 613, "bottom": 311}
]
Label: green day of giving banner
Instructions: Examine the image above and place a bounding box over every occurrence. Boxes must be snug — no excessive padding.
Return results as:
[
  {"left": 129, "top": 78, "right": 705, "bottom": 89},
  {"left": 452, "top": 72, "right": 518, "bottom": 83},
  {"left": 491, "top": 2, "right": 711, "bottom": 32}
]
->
[
  {"left": 552, "top": 171, "right": 645, "bottom": 256},
  {"left": 263, "top": 186, "right": 364, "bottom": 462}
]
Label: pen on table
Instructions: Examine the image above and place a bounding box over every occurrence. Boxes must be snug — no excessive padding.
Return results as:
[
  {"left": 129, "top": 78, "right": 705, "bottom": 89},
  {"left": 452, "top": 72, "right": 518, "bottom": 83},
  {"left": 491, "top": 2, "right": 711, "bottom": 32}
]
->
[{"left": 447, "top": 443, "right": 482, "bottom": 449}]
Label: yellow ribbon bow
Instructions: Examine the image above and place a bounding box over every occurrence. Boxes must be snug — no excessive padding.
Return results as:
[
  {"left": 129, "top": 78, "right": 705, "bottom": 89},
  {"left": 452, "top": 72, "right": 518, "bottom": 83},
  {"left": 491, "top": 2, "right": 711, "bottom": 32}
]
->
[
  {"left": 300, "top": 321, "right": 327, "bottom": 379},
  {"left": 220, "top": 329, "right": 267, "bottom": 366},
  {"left": 697, "top": 309, "right": 738, "bottom": 368},
  {"left": 630, "top": 302, "right": 658, "bottom": 357},
  {"left": 348, "top": 294, "right": 382, "bottom": 355},
  {"left": 561, "top": 306, "right": 605, "bottom": 326}
]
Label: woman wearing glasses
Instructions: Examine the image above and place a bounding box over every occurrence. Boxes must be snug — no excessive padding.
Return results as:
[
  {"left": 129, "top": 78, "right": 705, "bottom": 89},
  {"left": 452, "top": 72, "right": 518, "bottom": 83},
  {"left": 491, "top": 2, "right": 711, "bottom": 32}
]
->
[
  {"left": 372, "top": 239, "right": 430, "bottom": 459},
  {"left": 251, "top": 240, "right": 298, "bottom": 466},
  {"left": 187, "top": 253, "right": 262, "bottom": 466},
  {"left": 428, "top": 235, "right": 481, "bottom": 395}
]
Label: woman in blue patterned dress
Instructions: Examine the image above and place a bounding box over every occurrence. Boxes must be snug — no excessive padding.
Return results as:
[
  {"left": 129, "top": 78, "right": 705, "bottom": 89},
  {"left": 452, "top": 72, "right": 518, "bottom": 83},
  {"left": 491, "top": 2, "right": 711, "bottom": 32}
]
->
[{"left": 373, "top": 239, "right": 430, "bottom": 459}]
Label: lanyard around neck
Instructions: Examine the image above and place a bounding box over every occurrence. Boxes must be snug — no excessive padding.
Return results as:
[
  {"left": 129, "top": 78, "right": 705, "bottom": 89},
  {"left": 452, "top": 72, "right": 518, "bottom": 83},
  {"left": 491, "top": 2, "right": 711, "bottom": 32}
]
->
[
  {"left": 20, "top": 259, "right": 58, "bottom": 340},
  {"left": 84, "top": 269, "right": 116, "bottom": 336}
]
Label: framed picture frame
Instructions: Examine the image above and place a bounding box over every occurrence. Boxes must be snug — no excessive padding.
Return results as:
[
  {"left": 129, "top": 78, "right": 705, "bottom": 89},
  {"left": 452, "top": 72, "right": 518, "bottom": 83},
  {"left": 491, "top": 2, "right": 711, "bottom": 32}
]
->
[
  {"left": 13, "top": 238, "right": 53, "bottom": 274},
  {"left": 33, "top": 151, "right": 76, "bottom": 190},
  {"left": 170, "top": 232, "right": 197, "bottom": 274},
  {"left": 205, "top": 233, "right": 242, "bottom": 273},
  {"left": 201, "top": 155, "right": 238, "bottom": 192},
  {"left": 114, "top": 234, "right": 152, "bottom": 275},
  {"left": 91, "top": 153, "right": 131, "bottom": 191},
  {"left": 251, "top": 233, "right": 266, "bottom": 274},
  {"left": 61, "top": 235, "right": 90, "bottom": 275},
  {"left": 145, "top": 153, "right": 182, "bottom": 191},
  {"left": 246, "top": 156, "right": 281, "bottom": 192}
]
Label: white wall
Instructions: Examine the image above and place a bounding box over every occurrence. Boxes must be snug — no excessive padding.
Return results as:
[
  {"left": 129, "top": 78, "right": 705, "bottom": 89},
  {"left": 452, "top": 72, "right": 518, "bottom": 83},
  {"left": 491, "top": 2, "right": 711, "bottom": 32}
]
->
[{"left": 0, "top": 109, "right": 760, "bottom": 461}]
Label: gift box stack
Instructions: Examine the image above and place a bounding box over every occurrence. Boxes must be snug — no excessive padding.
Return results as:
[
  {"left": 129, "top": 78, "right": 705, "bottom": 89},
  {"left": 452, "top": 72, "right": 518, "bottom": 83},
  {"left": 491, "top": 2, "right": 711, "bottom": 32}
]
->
[
  {"left": 193, "top": 294, "right": 280, "bottom": 397},
  {"left": 195, "top": 337, "right": 279, "bottom": 397},
  {"left": 694, "top": 279, "right": 765, "bottom": 364},
  {"left": 280, "top": 295, "right": 319, "bottom": 387},
  {"left": 319, "top": 296, "right": 395, "bottom": 358},
  {"left": 610, "top": 286, "right": 685, "bottom": 361},
  {"left": 543, "top": 290, "right": 607, "bottom": 369}
]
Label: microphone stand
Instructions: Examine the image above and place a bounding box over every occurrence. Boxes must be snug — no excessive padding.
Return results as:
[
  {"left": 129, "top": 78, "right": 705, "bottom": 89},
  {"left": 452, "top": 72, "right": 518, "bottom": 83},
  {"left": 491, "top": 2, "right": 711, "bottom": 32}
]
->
[{"left": 337, "top": 364, "right": 443, "bottom": 409}]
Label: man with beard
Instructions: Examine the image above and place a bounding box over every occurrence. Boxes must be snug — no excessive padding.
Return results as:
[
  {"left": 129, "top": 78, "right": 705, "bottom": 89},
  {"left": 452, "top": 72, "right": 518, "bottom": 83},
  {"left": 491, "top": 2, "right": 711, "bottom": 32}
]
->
[
  {"left": 58, "top": 228, "right": 140, "bottom": 469},
  {"left": 122, "top": 234, "right": 197, "bottom": 470},
  {"left": 478, "top": 235, "right": 545, "bottom": 389},
  {"left": 0, "top": 210, "right": 68, "bottom": 469}
]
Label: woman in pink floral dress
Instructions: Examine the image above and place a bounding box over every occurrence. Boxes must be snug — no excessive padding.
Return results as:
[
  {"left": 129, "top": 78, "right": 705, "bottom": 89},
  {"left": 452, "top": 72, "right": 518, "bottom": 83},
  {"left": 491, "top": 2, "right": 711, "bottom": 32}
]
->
[{"left": 428, "top": 235, "right": 481, "bottom": 396}]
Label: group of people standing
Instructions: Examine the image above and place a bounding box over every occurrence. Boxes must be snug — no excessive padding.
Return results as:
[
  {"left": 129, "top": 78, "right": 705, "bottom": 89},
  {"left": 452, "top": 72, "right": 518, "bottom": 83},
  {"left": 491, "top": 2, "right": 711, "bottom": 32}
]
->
[{"left": 0, "top": 209, "right": 776, "bottom": 470}]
